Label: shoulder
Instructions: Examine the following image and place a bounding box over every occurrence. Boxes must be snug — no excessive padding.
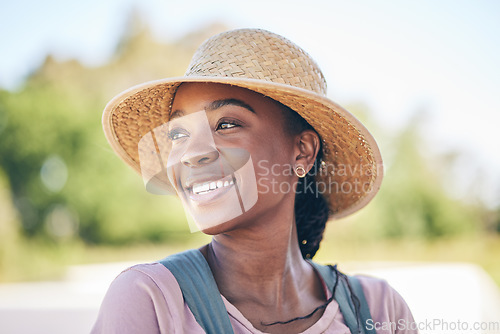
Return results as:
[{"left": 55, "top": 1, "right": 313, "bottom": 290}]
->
[
  {"left": 97, "top": 262, "right": 183, "bottom": 306},
  {"left": 355, "top": 275, "right": 418, "bottom": 334},
  {"left": 91, "top": 262, "right": 191, "bottom": 334},
  {"left": 111, "top": 262, "right": 181, "bottom": 295},
  {"left": 355, "top": 275, "right": 398, "bottom": 304}
]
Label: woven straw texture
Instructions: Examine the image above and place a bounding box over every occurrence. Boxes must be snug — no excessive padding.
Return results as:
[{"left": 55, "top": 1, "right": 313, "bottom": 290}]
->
[{"left": 103, "top": 28, "right": 383, "bottom": 219}]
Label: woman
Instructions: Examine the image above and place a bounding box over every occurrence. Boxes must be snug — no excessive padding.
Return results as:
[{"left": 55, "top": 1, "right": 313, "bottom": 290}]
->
[{"left": 93, "top": 28, "right": 416, "bottom": 333}]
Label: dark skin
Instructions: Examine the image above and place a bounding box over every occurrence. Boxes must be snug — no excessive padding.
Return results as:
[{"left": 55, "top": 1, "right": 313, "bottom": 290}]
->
[{"left": 171, "top": 82, "right": 323, "bottom": 333}]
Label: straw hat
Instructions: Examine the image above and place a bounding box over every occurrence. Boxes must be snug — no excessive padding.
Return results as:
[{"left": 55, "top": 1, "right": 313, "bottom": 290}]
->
[{"left": 102, "top": 28, "right": 383, "bottom": 219}]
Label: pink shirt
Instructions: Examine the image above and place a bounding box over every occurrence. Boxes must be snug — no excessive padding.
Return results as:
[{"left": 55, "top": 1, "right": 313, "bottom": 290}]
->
[{"left": 91, "top": 262, "right": 417, "bottom": 333}]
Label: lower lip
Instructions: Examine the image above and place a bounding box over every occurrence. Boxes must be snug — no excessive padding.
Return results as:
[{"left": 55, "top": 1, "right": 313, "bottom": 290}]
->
[{"left": 187, "top": 180, "right": 236, "bottom": 205}]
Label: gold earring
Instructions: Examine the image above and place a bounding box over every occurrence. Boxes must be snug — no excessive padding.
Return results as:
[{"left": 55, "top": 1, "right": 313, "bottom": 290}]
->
[{"left": 295, "top": 166, "right": 307, "bottom": 178}]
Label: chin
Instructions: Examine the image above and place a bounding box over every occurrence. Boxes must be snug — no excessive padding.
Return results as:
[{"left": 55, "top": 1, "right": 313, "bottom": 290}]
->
[
  {"left": 198, "top": 206, "right": 259, "bottom": 235},
  {"left": 200, "top": 225, "right": 225, "bottom": 236}
]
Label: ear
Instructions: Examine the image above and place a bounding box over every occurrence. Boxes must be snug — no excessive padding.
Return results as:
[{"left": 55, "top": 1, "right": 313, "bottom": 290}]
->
[{"left": 294, "top": 130, "right": 320, "bottom": 173}]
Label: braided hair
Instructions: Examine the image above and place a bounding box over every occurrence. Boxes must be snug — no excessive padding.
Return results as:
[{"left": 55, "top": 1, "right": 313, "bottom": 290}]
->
[
  {"left": 295, "top": 168, "right": 329, "bottom": 259},
  {"left": 281, "top": 104, "right": 330, "bottom": 259}
]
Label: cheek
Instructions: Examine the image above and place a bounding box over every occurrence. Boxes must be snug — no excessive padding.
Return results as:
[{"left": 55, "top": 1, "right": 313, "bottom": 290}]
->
[
  {"left": 254, "top": 126, "right": 294, "bottom": 159},
  {"left": 243, "top": 125, "right": 296, "bottom": 192},
  {"left": 252, "top": 146, "right": 296, "bottom": 198},
  {"left": 253, "top": 161, "right": 296, "bottom": 200}
]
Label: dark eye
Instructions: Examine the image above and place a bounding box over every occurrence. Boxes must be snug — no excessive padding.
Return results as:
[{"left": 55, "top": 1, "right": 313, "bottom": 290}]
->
[
  {"left": 168, "top": 128, "right": 189, "bottom": 141},
  {"left": 216, "top": 119, "right": 241, "bottom": 131}
]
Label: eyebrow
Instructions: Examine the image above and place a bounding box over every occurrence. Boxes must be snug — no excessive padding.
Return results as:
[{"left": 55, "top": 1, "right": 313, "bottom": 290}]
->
[
  {"left": 169, "top": 98, "right": 255, "bottom": 121},
  {"left": 206, "top": 99, "right": 255, "bottom": 113},
  {"left": 169, "top": 109, "right": 185, "bottom": 120}
]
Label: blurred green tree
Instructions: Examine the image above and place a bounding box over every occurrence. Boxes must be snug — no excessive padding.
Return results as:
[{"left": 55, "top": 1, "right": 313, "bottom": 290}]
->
[
  {"left": 336, "top": 106, "right": 483, "bottom": 240},
  {"left": 0, "top": 17, "right": 495, "bottom": 250},
  {"left": 0, "top": 19, "right": 227, "bottom": 245}
]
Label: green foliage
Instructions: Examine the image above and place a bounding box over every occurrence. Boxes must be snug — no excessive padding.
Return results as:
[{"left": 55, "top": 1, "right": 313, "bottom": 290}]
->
[
  {"left": 0, "top": 19, "right": 495, "bottom": 254},
  {"left": 0, "top": 23, "right": 227, "bottom": 246},
  {"left": 336, "top": 108, "right": 483, "bottom": 240}
]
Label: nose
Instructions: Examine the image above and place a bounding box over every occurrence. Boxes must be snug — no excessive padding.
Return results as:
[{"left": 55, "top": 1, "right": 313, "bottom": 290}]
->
[{"left": 181, "top": 150, "right": 219, "bottom": 168}]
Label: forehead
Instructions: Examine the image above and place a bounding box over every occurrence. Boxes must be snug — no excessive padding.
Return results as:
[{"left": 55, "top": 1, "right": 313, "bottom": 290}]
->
[{"left": 172, "top": 82, "right": 279, "bottom": 115}]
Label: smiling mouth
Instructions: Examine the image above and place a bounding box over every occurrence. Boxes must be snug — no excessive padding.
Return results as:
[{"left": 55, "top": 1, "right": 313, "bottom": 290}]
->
[
  {"left": 192, "top": 178, "right": 234, "bottom": 195},
  {"left": 182, "top": 174, "right": 236, "bottom": 206}
]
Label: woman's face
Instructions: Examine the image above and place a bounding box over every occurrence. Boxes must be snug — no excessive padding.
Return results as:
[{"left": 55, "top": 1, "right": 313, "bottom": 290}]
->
[{"left": 165, "top": 82, "right": 299, "bottom": 233}]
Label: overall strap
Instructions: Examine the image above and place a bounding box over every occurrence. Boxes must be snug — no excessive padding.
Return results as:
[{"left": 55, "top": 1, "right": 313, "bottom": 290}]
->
[
  {"left": 349, "top": 275, "right": 377, "bottom": 334},
  {"left": 159, "top": 249, "right": 234, "bottom": 334},
  {"left": 308, "top": 261, "right": 376, "bottom": 334}
]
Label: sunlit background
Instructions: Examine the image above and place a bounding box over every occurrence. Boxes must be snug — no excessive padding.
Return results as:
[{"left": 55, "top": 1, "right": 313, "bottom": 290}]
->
[{"left": 1, "top": 0, "right": 499, "bottom": 333}]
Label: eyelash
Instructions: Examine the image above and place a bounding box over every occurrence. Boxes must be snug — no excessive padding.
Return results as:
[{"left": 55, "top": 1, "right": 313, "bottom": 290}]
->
[
  {"left": 167, "top": 118, "right": 243, "bottom": 141},
  {"left": 216, "top": 118, "right": 242, "bottom": 131},
  {"left": 167, "top": 128, "right": 188, "bottom": 141}
]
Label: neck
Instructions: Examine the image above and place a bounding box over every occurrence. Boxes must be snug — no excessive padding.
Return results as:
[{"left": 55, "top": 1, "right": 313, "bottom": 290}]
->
[{"left": 201, "top": 199, "right": 312, "bottom": 307}]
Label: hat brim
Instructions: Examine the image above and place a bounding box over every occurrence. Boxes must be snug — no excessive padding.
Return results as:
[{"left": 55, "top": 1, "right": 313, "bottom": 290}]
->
[{"left": 103, "top": 76, "right": 383, "bottom": 219}]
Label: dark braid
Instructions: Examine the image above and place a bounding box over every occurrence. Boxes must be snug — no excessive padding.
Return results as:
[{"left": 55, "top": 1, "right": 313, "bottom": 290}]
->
[
  {"left": 279, "top": 102, "right": 330, "bottom": 259},
  {"left": 295, "top": 170, "right": 329, "bottom": 259}
]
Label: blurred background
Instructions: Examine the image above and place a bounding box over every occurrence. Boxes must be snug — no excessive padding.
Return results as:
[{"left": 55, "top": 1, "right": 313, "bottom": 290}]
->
[{"left": 0, "top": 0, "right": 499, "bottom": 333}]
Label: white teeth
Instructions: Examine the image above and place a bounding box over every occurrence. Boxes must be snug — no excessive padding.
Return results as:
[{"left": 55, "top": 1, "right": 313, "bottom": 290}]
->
[
  {"left": 193, "top": 183, "right": 209, "bottom": 194},
  {"left": 191, "top": 177, "right": 234, "bottom": 195}
]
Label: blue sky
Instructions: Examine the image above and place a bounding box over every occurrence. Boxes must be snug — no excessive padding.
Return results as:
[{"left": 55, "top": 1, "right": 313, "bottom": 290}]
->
[{"left": 1, "top": 0, "right": 499, "bottom": 206}]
